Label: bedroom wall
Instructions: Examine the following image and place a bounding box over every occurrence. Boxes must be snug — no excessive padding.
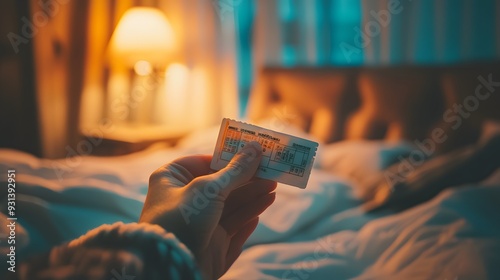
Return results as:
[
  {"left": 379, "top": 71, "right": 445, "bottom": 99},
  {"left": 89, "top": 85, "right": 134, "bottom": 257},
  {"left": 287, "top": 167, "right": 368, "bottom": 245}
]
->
[
  {"left": 31, "top": 0, "right": 88, "bottom": 158},
  {"left": 0, "top": 1, "right": 41, "bottom": 156},
  {"left": 1, "top": 0, "right": 239, "bottom": 158},
  {"left": 1, "top": 0, "right": 89, "bottom": 158},
  {"left": 235, "top": 0, "right": 500, "bottom": 114},
  {"left": 78, "top": 0, "right": 239, "bottom": 157},
  {"left": 7, "top": 0, "right": 498, "bottom": 158}
]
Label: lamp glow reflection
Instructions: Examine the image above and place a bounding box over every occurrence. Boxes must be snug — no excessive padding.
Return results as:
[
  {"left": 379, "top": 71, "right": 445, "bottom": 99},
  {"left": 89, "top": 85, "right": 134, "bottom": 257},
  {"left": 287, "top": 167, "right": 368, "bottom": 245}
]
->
[{"left": 108, "top": 7, "right": 175, "bottom": 68}]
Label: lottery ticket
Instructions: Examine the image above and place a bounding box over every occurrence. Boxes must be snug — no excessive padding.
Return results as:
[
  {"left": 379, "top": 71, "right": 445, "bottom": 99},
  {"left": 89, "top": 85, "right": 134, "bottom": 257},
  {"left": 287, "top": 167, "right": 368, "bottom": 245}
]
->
[{"left": 211, "top": 118, "right": 319, "bottom": 189}]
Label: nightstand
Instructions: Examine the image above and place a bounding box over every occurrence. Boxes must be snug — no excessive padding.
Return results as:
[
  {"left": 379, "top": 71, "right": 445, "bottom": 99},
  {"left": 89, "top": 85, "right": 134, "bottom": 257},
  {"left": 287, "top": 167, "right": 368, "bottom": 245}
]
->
[{"left": 81, "top": 124, "right": 190, "bottom": 156}]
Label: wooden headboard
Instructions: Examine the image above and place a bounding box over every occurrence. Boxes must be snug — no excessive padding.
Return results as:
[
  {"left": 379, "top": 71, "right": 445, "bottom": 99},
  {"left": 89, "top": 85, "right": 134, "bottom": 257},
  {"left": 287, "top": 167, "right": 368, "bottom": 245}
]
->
[
  {"left": 248, "top": 62, "right": 500, "bottom": 152},
  {"left": 247, "top": 67, "right": 360, "bottom": 143}
]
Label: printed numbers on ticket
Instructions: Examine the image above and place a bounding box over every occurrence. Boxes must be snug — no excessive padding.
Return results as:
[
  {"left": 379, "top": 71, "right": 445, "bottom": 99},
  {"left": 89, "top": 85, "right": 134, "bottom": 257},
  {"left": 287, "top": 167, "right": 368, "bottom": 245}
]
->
[{"left": 211, "top": 118, "right": 319, "bottom": 189}]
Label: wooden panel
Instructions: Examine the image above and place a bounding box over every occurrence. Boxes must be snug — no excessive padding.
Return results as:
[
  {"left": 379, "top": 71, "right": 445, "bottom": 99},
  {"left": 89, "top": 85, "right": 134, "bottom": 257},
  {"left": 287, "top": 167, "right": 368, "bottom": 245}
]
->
[
  {"left": 65, "top": 1, "right": 89, "bottom": 151},
  {"left": 0, "top": 1, "right": 41, "bottom": 156},
  {"left": 32, "top": 0, "right": 88, "bottom": 158}
]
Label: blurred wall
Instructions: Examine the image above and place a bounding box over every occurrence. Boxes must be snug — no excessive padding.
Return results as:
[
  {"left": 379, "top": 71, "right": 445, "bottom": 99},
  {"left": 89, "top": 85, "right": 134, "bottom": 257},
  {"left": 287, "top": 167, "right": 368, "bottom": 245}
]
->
[
  {"left": 32, "top": 0, "right": 88, "bottom": 158},
  {"left": 1, "top": 0, "right": 239, "bottom": 158},
  {"left": 0, "top": 0, "right": 88, "bottom": 158},
  {"left": 0, "top": 1, "right": 40, "bottom": 156}
]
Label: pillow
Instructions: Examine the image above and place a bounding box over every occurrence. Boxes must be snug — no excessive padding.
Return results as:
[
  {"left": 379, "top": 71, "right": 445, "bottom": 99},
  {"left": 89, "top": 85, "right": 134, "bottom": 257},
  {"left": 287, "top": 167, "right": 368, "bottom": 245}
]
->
[
  {"left": 363, "top": 134, "right": 500, "bottom": 212},
  {"left": 317, "top": 140, "right": 414, "bottom": 200}
]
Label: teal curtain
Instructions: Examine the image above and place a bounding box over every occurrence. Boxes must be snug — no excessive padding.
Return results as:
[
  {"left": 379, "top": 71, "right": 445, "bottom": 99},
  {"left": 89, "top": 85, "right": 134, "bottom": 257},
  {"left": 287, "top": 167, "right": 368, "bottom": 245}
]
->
[
  {"left": 232, "top": 0, "right": 500, "bottom": 116},
  {"left": 234, "top": 0, "right": 256, "bottom": 116}
]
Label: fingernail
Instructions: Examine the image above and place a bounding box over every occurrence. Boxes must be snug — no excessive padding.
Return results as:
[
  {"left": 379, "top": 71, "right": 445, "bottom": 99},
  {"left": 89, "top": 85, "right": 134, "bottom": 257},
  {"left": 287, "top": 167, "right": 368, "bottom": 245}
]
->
[
  {"left": 237, "top": 141, "right": 262, "bottom": 160},
  {"left": 265, "top": 192, "right": 276, "bottom": 205}
]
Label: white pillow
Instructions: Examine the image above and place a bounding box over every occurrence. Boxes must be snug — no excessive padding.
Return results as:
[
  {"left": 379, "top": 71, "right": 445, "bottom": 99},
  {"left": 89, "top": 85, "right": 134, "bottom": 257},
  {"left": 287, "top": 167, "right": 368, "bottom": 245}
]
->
[{"left": 317, "top": 140, "right": 414, "bottom": 199}]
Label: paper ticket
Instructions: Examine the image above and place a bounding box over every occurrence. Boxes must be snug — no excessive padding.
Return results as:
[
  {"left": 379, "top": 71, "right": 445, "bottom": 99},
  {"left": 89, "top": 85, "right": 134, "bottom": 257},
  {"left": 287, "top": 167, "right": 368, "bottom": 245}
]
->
[{"left": 211, "top": 118, "right": 319, "bottom": 189}]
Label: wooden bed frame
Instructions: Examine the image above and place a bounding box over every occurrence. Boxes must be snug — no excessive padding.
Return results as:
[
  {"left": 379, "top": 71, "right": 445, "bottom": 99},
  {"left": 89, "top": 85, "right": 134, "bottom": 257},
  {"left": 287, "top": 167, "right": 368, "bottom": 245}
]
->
[{"left": 248, "top": 62, "right": 500, "bottom": 153}]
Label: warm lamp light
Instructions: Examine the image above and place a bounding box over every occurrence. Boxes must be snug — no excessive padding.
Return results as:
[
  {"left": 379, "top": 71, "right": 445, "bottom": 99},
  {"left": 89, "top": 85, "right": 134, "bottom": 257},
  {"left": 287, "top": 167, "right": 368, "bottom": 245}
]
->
[{"left": 108, "top": 7, "right": 175, "bottom": 68}]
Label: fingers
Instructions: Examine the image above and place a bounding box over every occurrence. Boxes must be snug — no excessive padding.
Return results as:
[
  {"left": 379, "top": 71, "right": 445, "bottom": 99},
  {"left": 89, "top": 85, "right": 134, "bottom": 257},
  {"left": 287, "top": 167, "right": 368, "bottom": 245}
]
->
[
  {"left": 220, "top": 192, "right": 276, "bottom": 236},
  {"left": 203, "top": 141, "right": 263, "bottom": 197},
  {"left": 170, "top": 155, "right": 213, "bottom": 178},
  {"left": 148, "top": 155, "right": 213, "bottom": 188},
  {"left": 221, "top": 179, "right": 277, "bottom": 221},
  {"left": 225, "top": 217, "right": 259, "bottom": 269}
]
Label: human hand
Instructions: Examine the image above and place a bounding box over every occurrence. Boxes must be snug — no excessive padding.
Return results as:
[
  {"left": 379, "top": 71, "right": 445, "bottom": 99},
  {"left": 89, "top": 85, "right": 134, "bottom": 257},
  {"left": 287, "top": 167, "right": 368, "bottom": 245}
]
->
[{"left": 139, "top": 141, "right": 277, "bottom": 279}]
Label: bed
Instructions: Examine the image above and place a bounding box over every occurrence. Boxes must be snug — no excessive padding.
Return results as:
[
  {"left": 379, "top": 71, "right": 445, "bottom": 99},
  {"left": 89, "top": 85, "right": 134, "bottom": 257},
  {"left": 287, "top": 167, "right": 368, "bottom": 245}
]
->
[{"left": 1, "top": 62, "right": 500, "bottom": 279}]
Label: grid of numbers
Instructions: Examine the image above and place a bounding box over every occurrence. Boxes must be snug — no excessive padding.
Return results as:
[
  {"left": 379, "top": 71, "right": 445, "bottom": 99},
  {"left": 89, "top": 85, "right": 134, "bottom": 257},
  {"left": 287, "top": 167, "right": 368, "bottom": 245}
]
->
[{"left": 220, "top": 130, "right": 309, "bottom": 177}]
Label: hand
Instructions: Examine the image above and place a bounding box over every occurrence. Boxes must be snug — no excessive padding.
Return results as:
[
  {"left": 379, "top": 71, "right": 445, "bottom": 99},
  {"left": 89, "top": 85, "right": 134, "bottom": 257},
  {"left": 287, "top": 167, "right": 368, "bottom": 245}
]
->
[{"left": 139, "top": 141, "right": 277, "bottom": 279}]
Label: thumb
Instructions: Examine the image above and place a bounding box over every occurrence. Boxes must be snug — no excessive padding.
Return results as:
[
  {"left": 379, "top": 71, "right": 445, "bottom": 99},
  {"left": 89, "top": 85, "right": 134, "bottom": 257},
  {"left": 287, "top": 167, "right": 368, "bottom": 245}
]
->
[{"left": 199, "top": 141, "right": 263, "bottom": 198}]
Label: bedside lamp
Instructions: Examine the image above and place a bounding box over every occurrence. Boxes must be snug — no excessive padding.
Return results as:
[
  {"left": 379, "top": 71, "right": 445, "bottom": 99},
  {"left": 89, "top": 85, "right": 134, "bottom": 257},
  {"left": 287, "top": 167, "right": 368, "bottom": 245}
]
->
[
  {"left": 82, "top": 7, "right": 191, "bottom": 154},
  {"left": 108, "top": 7, "right": 175, "bottom": 73},
  {"left": 107, "top": 7, "right": 176, "bottom": 124}
]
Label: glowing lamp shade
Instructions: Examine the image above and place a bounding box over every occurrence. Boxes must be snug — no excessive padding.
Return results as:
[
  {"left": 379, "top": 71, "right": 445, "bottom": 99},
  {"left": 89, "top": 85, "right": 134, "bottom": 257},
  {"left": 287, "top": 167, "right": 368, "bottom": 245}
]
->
[{"left": 108, "top": 7, "right": 175, "bottom": 67}]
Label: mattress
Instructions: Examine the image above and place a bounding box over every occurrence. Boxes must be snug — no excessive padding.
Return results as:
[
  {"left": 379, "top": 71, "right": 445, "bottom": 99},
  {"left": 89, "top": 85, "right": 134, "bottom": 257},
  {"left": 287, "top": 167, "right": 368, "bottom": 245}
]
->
[{"left": 1, "top": 126, "right": 499, "bottom": 279}]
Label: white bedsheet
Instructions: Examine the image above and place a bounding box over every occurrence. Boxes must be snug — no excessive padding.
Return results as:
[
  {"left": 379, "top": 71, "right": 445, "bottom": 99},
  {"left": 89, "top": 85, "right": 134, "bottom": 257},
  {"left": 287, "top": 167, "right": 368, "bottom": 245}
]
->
[
  {"left": 225, "top": 174, "right": 500, "bottom": 279},
  {"left": 1, "top": 133, "right": 499, "bottom": 279}
]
